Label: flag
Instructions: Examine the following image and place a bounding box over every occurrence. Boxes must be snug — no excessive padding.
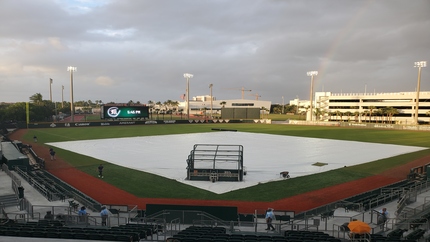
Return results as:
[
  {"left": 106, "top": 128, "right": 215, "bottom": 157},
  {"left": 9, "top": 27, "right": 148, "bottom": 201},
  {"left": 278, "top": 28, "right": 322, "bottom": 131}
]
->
[{"left": 180, "top": 94, "right": 186, "bottom": 100}]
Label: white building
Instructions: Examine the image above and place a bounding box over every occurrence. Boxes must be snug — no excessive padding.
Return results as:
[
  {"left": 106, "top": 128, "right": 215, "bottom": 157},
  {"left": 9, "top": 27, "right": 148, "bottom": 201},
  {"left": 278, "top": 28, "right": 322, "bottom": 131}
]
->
[
  {"left": 289, "top": 98, "right": 310, "bottom": 114},
  {"left": 309, "top": 91, "right": 430, "bottom": 124},
  {"left": 178, "top": 95, "right": 272, "bottom": 116}
]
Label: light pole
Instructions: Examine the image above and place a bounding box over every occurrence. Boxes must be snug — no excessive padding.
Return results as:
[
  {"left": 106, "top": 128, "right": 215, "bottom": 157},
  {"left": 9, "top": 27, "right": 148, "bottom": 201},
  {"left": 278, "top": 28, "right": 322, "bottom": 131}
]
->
[
  {"left": 209, "top": 84, "right": 213, "bottom": 119},
  {"left": 307, "top": 71, "right": 318, "bottom": 121},
  {"left": 183, "top": 73, "right": 193, "bottom": 119},
  {"left": 67, "top": 66, "right": 77, "bottom": 122},
  {"left": 49, "top": 78, "right": 53, "bottom": 102},
  {"left": 414, "top": 61, "right": 426, "bottom": 124},
  {"left": 61, "top": 85, "right": 64, "bottom": 108},
  {"left": 282, "top": 96, "right": 284, "bottom": 114}
]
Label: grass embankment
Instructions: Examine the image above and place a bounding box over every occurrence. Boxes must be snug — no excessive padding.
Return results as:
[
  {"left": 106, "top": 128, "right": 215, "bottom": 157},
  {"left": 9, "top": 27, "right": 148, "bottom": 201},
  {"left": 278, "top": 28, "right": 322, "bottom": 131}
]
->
[{"left": 23, "top": 124, "right": 430, "bottom": 201}]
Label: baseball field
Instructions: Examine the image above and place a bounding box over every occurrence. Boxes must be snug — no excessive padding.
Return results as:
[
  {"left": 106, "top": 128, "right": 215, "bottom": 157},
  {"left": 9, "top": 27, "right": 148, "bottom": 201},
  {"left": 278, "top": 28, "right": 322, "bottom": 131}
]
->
[{"left": 11, "top": 123, "right": 430, "bottom": 213}]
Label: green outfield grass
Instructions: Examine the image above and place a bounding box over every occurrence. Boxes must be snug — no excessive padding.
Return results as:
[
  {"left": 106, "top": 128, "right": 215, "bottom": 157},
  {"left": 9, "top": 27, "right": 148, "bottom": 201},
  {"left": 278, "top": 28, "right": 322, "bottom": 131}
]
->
[{"left": 23, "top": 124, "right": 430, "bottom": 201}]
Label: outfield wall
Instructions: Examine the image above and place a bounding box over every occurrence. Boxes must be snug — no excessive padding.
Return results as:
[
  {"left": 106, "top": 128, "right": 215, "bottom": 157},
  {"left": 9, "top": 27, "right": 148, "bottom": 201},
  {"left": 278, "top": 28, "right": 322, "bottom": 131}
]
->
[
  {"left": 286, "top": 120, "right": 430, "bottom": 131},
  {"left": 21, "top": 119, "right": 272, "bottom": 129},
  {"left": 22, "top": 119, "right": 430, "bottom": 131}
]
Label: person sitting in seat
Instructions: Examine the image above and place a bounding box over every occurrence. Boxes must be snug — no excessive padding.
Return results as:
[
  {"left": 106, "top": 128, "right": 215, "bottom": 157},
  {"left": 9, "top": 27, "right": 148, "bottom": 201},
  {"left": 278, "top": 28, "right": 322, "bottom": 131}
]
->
[{"left": 44, "top": 211, "right": 54, "bottom": 220}]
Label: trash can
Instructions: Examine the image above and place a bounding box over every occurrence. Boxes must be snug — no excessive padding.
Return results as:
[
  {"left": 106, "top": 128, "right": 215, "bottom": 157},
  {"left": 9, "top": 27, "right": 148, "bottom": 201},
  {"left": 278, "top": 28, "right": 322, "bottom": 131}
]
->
[{"left": 18, "top": 186, "right": 24, "bottom": 199}]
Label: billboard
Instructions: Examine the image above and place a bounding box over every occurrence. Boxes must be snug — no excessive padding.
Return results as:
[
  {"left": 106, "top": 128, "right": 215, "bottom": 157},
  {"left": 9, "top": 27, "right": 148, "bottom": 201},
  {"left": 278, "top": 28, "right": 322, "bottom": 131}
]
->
[{"left": 101, "top": 106, "right": 149, "bottom": 119}]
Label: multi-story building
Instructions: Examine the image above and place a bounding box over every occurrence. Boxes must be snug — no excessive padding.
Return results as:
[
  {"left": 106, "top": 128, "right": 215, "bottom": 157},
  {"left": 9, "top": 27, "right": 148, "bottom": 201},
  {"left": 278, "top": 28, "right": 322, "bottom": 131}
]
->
[
  {"left": 312, "top": 91, "right": 430, "bottom": 124},
  {"left": 178, "top": 95, "right": 272, "bottom": 116}
]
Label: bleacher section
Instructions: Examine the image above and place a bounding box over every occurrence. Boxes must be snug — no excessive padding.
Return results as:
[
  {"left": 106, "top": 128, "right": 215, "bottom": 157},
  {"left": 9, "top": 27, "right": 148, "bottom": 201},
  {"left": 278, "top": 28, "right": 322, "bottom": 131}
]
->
[
  {"left": 295, "top": 180, "right": 417, "bottom": 221},
  {"left": 166, "top": 226, "right": 342, "bottom": 242},
  {"left": 13, "top": 166, "right": 102, "bottom": 211},
  {"left": 0, "top": 220, "right": 159, "bottom": 241}
]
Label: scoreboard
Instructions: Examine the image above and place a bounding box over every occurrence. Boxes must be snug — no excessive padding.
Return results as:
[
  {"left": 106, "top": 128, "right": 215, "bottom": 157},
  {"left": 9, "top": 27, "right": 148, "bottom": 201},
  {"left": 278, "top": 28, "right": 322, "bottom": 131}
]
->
[{"left": 101, "top": 105, "right": 149, "bottom": 119}]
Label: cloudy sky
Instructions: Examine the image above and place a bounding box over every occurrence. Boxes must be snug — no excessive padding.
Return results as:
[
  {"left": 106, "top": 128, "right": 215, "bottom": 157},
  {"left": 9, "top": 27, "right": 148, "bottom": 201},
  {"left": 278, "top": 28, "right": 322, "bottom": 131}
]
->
[{"left": 1, "top": 0, "right": 429, "bottom": 104}]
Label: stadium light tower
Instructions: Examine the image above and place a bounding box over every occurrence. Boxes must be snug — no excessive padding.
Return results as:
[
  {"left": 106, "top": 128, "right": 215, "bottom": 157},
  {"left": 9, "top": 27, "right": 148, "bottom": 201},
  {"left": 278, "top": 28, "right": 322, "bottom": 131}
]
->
[
  {"left": 49, "top": 78, "right": 53, "bottom": 102},
  {"left": 282, "top": 96, "right": 284, "bottom": 114},
  {"left": 209, "top": 84, "right": 213, "bottom": 119},
  {"left": 414, "top": 61, "right": 426, "bottom": 125},
  {"left": 307, "top": 71, "right": 318, "bottom": 121},
  {"left": 61, "top": 85, "right": 64, "bottom": 108},
  {"left": 184, "top": 73, "right": 193, "bottom": 119},
  {"left": 67, "top": 66, "right": 77, "bottom": 122}
]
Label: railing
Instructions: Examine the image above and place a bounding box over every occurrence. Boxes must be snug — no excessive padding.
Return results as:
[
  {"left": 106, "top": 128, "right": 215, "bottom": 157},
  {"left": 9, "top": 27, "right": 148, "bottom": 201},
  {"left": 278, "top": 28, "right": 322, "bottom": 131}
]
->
[
  {"left": 14, "top": 166, "right": 54, "bottom": 200},
  {"left": 2, "top": 163, "right": 21, "bottom": 187},
  {"left": 27, "top": 146, "right": 45, "bottom": 169},
  {"left": 167, "top": 218, "right": 181, "bottom": 237},
  {"left": 194, "top": 212, "right": 230, "bottom": 227}
]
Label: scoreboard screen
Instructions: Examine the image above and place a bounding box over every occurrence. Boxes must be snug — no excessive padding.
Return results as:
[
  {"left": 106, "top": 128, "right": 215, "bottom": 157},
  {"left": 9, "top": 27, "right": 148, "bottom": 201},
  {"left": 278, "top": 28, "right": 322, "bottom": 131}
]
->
[{"left": 101, "top": 106, "right": 149, "bottom": 119}]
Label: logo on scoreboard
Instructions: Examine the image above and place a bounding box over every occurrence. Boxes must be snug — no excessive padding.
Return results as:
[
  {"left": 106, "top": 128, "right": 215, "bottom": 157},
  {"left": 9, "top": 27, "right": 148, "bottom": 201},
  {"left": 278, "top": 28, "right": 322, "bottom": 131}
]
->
[{"left": 107, "top": 107, "right": 121, "bottom": 118}]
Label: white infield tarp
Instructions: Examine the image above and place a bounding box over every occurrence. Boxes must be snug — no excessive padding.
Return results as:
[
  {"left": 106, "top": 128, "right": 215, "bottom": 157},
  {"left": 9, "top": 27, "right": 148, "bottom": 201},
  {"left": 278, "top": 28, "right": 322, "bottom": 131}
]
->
[{"left": 47, "top": 132, "right": 426, "bottom": 194}]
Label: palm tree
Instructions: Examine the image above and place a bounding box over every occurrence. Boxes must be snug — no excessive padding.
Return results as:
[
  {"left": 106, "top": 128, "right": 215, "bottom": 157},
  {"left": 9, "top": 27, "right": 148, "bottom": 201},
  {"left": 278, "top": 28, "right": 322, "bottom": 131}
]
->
[
  {"left": 335, "top": 110, "right": 342, "bottom": 121},
  {"left": 29, "top": 93, "right": 43, "bottom": 105},
  {"left": 354, "top": 111, "right": 360, "bottom": 122},
  {"left": 320, "top": 110, "right": 328, "bottom": 121},
  {"left": 344, "top": 111, "right": 352, "bottom": 122},
  {"left": 368, "top": 106, "right": 376, "bottom": 123},
  {"left": 362, "top": 110, "right": 369, "bottom": 122},
  {"left": 220, "top": 101, "right": 226, "bottom": 107},
  {"left": 385, "top": 106, "right": 398, "bottom": 123},
  {"left": 314, "top": 108, "right": 323, "bottom": 121},
  {"left": 95, "top": 100, "right": 103, "bottom": 107}
]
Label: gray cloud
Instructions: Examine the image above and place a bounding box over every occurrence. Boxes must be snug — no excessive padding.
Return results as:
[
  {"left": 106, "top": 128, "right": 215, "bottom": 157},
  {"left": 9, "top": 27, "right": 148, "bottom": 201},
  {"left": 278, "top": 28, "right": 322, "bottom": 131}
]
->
[{"left": 0, "top": 0, "right": 429, "bottom": 104}]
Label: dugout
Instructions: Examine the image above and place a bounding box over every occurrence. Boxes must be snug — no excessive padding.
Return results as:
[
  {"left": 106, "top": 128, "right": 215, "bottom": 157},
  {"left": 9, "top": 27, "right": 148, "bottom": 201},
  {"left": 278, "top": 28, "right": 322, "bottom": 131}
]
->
[
  {"left": 186, "top": 144, "right": 244, "bottom": 182},
  {"left": 221, "top": 107, "right": 260, "bottom": 119},
  {"left": 1, "top": 141, "right": 29, "bottom": 170}
]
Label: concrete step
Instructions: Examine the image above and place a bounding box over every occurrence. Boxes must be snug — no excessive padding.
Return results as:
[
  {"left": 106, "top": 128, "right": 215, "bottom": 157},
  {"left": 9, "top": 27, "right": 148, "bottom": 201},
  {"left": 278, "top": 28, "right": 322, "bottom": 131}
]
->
[{"left": 0, "top": 194, "right": 18, "bottom": 207}]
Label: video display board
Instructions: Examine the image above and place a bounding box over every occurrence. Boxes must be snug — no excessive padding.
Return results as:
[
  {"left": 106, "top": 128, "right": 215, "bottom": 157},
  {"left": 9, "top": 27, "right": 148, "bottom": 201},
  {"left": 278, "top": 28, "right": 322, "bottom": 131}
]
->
[{"left": 101, "top": 105, "right": 149, "bottom": 119}]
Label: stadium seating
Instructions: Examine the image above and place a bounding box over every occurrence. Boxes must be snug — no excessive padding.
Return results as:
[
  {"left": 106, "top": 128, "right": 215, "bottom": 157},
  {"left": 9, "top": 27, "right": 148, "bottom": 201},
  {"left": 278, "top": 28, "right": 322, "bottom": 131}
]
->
[
  {"left": 167, "top": 226, "right": 340, "bottom": 242},
  {"left": 0, "top": 219, "right": 163, "bottom": 241}
]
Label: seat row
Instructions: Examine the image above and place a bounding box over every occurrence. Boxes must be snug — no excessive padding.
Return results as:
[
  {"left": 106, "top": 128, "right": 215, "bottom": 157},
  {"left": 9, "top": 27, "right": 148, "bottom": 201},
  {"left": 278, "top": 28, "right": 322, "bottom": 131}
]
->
[
  {"left": 0, "top": 228, "right": 135, "bottom": 241},
  {"left": 284, "top": 230, "right": 340, "bottom": 242},
  {"left": 1, "top": 221, "right": 161, "bottom": 241}
]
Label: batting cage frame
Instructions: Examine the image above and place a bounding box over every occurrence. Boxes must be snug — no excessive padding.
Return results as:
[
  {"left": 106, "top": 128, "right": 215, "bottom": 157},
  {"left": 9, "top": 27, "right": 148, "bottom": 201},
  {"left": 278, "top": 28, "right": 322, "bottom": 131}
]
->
[{"left": 186, "top": 144, "right": 244, "bottom": 182}]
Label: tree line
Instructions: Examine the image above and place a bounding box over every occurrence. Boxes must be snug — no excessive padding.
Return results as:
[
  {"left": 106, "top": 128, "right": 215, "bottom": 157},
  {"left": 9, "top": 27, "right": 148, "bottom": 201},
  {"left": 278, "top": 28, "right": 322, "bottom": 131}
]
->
[{"left": 0, "top": 93, "right": 187, "bottom": 122}]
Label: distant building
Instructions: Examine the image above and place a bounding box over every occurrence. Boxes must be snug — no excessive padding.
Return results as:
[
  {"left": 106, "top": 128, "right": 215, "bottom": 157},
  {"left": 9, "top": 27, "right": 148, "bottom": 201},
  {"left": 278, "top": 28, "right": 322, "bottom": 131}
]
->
[
  {"left": 289, "top": 98, "right": 310, "bottom": 114},
  {"left": 309, "top": 91, "right": 430, "bottom": 124},
  {"left": 178, "top": 95, "right": 272, "bottom": 116}
]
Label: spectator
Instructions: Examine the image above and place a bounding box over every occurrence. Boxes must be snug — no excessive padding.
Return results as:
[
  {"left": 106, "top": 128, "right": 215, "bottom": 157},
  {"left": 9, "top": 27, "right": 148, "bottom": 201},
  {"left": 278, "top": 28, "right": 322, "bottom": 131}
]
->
[
  {"left": 78, "top": 206, "right": 89, "bottom": 223},
  {"left": 341, "top": 222, "right": 350, "bottom": 232},
  {"left": 378, "top": 208, "right": 389, "bottom": 229},
  {"left": 100, "top": 206, "right": 109, "bottom": 226},
  {"left": 44, "top": 211, "right": 54, "bottom": 220},
  {"left": 98, "top": 164, "right": 104, "bottom": 178},
  {"left": 265, "top": 208, "right": 276, "bottom": 231}
]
